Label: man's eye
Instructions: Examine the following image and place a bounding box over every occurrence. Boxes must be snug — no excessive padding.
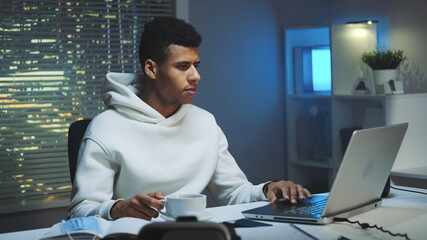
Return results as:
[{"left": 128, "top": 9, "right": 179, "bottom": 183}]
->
[{"left": 177, "top": 64, "right": 189, "bottom": 70}]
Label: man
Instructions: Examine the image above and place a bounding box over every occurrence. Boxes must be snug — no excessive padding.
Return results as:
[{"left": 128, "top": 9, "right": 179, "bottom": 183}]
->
[{"left": 67, "top": 17, "right": 311, "bottom": 221}]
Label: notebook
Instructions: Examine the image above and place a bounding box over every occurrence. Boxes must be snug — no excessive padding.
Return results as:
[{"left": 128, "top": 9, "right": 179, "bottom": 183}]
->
[{"left": 242, "top": 123, "right": 408, "bottom": 224}]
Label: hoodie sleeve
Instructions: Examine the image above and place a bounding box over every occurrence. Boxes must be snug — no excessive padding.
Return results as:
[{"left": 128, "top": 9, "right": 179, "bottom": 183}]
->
[
  {"left": 207, "top": 127, "right": 269, "bottom": 205},
  {"left": 67, "top": 137, "right": 119, "bottom": 220}
]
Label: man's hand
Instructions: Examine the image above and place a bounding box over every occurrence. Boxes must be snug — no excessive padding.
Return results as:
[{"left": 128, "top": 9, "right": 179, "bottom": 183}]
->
[
  {"left": 110, "top": 191, "right": 165, "bottom": 220},
  {"left": 265, "top": 180, "right": 312, "bottom": 204}
]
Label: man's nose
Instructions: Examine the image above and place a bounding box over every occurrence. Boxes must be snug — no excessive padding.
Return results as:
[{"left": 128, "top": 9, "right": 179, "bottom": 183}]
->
[{"left": 189, "top": 65, "right": 201, "bottom": 82}]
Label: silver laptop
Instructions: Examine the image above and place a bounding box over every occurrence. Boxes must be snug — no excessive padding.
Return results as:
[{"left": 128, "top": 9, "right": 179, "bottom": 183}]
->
[{"left": 242, "top": 123, "right": 408, "bottom": 224}]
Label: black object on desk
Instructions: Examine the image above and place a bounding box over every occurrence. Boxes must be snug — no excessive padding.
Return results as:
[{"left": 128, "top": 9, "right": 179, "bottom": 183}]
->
[
  {"left": 139, "top": 216, "right": 241, "bottom": 240},
  {"left": 223, "top": 219, "right": 272, "bottom": 228}
]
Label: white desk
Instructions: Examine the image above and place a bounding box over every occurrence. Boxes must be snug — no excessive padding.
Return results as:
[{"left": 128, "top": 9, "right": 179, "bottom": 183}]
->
[{"left": 1, "top": 186, "right": 426, "bottom": 240}]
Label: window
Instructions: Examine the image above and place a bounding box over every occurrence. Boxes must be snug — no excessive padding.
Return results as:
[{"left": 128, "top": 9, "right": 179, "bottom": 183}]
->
[{"left": 0, "top": 0, "right": 176, "bottom": 212}]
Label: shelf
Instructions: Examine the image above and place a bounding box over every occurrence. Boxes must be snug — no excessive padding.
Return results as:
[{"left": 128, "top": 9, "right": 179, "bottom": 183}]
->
[
  {"left": 287, "top": 92, "right": 332, "bottom": 99},
  {"left": 334, "top": 94, "right": 385, "bottom": 100}
]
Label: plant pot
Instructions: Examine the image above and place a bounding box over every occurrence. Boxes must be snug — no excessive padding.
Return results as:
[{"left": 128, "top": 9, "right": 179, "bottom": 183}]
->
[{"left": 373, "top": 69, "right": 404, "bottom": 94}]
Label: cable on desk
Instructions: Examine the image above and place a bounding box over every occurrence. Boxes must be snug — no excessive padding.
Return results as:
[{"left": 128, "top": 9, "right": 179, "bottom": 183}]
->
[
  {"left": 333, "top": 217, "right": 411, "bottom": 240},
  {"left": 390, "top": 185, "right": 427, "bottom": 195}
]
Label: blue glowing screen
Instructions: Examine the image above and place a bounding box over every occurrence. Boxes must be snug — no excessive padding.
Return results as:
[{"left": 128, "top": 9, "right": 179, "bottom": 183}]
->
[{"left": 311, "top": 48, "right": 331, "bottom": 92}]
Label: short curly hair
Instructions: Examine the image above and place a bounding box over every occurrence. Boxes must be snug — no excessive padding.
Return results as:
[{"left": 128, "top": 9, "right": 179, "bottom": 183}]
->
[{"left": 139, "top": 17, "right": 202, "bottom": 72}]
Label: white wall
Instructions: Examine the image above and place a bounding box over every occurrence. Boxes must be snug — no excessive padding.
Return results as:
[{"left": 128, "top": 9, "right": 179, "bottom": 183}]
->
[{"left": 188, "top": 0, "right": 287, "bottom": 184}]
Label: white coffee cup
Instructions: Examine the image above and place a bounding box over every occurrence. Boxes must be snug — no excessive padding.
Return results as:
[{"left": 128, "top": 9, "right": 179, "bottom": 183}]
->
[{"left": 160, "top": 193, "right": 206, "bottom": 219}]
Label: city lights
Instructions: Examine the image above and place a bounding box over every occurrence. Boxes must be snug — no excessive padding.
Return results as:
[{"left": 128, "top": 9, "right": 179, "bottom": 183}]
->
[{"left": 0, "top": 0, "right": 175, "bottom": 205}]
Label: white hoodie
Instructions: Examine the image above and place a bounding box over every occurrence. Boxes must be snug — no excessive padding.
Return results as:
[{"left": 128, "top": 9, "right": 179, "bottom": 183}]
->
[{"left": 67, "top": 72, "right": 267, "bottom": 220}]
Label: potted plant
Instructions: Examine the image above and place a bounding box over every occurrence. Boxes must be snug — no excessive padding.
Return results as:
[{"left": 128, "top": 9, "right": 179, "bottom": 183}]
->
[{"left": 361, "top": 48, "right": 407, "bottom": 94}]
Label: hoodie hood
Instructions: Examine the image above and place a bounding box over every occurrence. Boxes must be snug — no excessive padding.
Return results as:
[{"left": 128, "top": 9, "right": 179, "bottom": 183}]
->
[{"left": 102, "top": 72, "right": 185, "bottom": 124}]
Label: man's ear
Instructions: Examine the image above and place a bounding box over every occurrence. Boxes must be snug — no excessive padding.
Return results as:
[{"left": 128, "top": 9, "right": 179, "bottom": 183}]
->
[{"left": 144, "top": 59, "right": 157, "bottom": 80}]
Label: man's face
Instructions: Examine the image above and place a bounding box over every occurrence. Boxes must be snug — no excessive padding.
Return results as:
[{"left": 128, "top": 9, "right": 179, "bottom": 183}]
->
[{"left": 154, "top": 44, "right": 201, "bottom": 106}]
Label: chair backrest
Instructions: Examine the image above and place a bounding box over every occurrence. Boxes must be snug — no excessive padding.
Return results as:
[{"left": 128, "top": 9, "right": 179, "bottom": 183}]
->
[{"left": 68, "top": 119, "right": 92, "bottom": 183}]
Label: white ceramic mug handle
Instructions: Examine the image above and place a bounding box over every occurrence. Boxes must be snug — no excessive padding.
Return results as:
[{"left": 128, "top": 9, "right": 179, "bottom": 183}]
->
[{"left": 159, "top": 198, "right": 168, "bottom": 215}]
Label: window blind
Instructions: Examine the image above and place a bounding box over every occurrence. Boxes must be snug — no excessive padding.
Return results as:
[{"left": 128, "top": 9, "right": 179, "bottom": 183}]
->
[{"left": 0, "top": 0, "right": 175, "bottom": 208}]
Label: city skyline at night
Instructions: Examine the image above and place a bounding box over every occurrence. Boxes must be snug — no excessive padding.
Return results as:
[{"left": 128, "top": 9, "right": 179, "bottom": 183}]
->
[{"left": 0, "top": 0, "right": 175, "bottom": 205}]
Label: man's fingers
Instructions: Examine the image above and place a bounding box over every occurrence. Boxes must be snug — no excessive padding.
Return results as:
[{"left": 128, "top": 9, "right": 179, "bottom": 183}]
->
[
  {"left": 148, "top": 191, "right": 165, "bottom": 200},
  {"left": 139, "top": 202, "right": 160, "bottom": 218},
  {"left": 296, "top": 184, "right": 306, "bottom": 200},
  {"left": 127, "top": 193, "right": 163, "bottom": 219},
  {"left": 289, "top": 185, "right": 298, "bottom": 204},
  {"left": 128, "top": 205, "right": 155, "bottom": 220},
  {"left": 266, "top": 189, "right": 279, "bottom": 203},
  {"left": 303, "top": 188, "right": 312, "bottom": 198},
  {"left": 137, "top": 193, "right": 164, "bottom": 211},
  {"left": 266, "top": 181, "right": 312, "bottom": 204}
]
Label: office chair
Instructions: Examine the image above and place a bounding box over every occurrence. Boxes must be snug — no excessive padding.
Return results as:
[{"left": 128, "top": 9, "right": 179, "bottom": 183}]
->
[{"left": 67, "top": 119, "right": 92, "bottom": 183}]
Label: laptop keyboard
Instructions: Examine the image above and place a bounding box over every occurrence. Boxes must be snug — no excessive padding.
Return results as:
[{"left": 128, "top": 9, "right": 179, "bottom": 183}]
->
[{"left": 287, "top": 198, "right": 327, "bottom": 216}]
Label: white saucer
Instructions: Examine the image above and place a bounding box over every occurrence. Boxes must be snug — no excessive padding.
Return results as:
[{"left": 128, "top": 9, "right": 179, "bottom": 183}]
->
[{"left": 160, "top": 212, "right": 214, "bottom": 222}]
